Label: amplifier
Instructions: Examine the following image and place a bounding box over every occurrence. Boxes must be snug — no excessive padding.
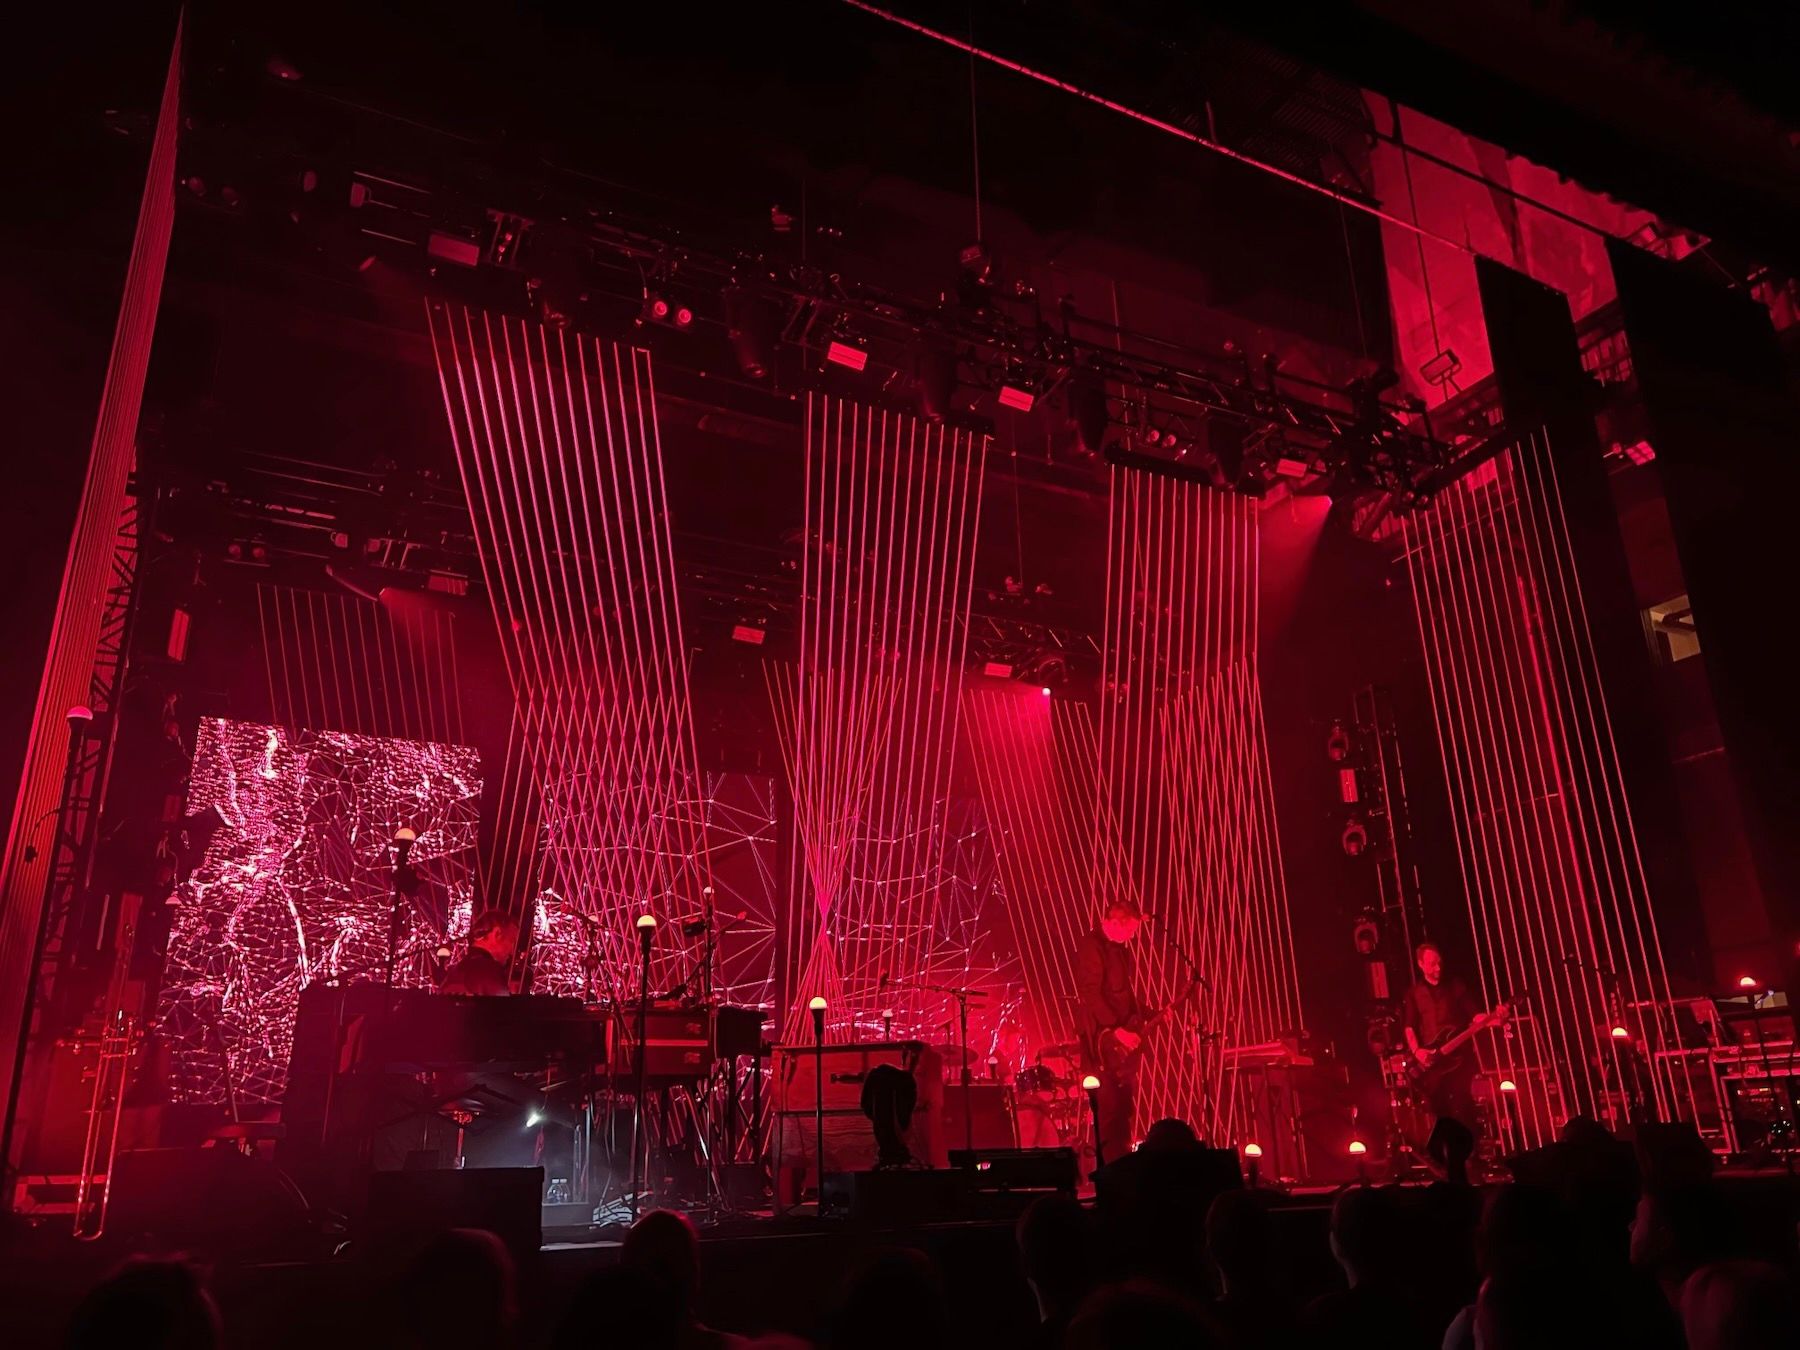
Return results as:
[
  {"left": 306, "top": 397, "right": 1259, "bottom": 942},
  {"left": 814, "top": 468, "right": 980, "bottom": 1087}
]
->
[
  {"left": 614, "top": 1008, "right": 711, "bottom": 1081},
  {"left": 612, "top": 1006, "right": 768, "bottom": 1081},
  {"left": 772, "top": 1041, "right": 938, "bottom": 1113},
  {"left": 941, "top": 1084, "right": 1017, "bottom": 1151}
]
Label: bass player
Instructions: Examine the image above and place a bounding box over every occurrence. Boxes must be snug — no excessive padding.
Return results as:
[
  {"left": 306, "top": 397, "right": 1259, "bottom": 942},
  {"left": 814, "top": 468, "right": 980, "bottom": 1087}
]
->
[{"left": 1403, "top": 941, "right": 1508, "bottom": 1135}]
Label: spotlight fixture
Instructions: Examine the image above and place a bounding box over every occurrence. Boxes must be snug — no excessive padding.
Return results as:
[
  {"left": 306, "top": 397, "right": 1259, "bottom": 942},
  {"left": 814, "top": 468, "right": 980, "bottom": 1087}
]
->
[
  {"left": 1348, "top": 1139, "right": 1368, "bottom": 1156},
  {"left": 1081, "top": 1074, "right": 1101, "bottom": 1093},
  {"left": 915, "top": 343, "right": 957, "bottom": 422},
  {"left": 1737, "top": 974, "right": 1758, "bottom": 990},
  {"left": 1419, "top": 348, "right": 1463, "bottom": 386},
  {"left": 1340, "top": 817, "right": 1369, "bottom": 858},
  {"left": 723, "top": 286, "right": 778, "bottom": 380},
  {"left": 825, "top": 339, "right": 868, "bottom": 372},
  {"left": 1609, "top": 1024, "right": 1631, "bottom": 1040},
  {"left": 639, "top": 293, "right": 672, "bottom": 325},
  {"left": 1326, "top": 722, "right": 1352, "bottom": 763},
  {"left": 998, "top": 382, "right": 1036, "bottom": 413},
  {"left": 1498, "top": 1079, "right": 1517, "bottom": 1093},
  {"left": 1040, "top": 686, "right": 1052, "bottom": 697},
  {"left": 1066, "top": 368, "right": 1109, "bottom": 457},
  {"left": 1242, "top": 1142, "right": 1262, "bottom": 1158}
]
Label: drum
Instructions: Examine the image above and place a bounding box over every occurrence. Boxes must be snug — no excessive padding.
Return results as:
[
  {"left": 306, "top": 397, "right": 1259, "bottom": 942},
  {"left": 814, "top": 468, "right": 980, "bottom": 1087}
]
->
[{"left": 1017, "top": 1063, "right": 1065, "bottom": 1094}]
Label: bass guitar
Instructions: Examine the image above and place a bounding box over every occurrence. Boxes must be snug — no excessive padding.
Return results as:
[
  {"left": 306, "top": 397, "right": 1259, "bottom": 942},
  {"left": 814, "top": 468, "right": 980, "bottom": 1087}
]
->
[{"left": 1407, "top": 997, "right": 1515, "bottom": 1089}]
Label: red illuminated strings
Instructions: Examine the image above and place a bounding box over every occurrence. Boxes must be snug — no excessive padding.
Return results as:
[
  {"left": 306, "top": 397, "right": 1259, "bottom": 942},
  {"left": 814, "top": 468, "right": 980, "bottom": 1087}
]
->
[
  {"left": 428, "top": 304, "right": 712, "bottom": 996},
  {"left": 1403, "top": 433, "right": 1694, "bottom": 1149},
  {"left": 770, "top": 396, "right": 987, "bottom": 1044},
  {"left": 1090, "top": 466, "right": 1302, "bottom": 1142},
  {"left": 961, "top": 693, "right": 1102, "bottom": 1058}
]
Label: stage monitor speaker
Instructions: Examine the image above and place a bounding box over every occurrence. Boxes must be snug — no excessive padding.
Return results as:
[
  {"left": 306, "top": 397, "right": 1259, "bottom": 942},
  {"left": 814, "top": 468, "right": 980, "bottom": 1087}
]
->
[
  {"left": 940, "top": 1084, "right": 1016, "bottom": 1151},
  {"left": 949, "top": 1147, "right": 1077, "bottom": 1195},
  {"left": 108, "top": 1147, "right": 311, "bottom": 1249},
  {"left": 821, "top": 1168, "right": 967, "bottom": 1225},
  {"left": 366, "top": 1166, "right": 543, "bottom": 1261}
]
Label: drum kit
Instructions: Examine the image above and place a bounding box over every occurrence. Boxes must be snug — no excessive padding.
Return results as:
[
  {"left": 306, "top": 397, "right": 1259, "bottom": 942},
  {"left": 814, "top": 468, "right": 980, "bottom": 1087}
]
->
[
  {"left": 1008, "top": 1042, "right": 1090, "bottom": 1148},
  {"left": 919, "top": 1039, "right": 1092, "bottom": 1148}
]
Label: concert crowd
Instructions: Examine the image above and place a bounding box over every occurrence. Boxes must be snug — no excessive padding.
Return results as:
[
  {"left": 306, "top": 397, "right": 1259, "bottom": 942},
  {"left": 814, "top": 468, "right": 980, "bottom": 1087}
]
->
[{"left": 54, "top": 1114, "right": 1799, "bottom": 1350}]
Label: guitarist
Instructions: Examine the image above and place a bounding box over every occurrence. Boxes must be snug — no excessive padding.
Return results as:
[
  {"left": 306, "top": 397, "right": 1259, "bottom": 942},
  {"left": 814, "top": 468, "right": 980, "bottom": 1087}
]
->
[
  {"left": 1076, "top": 898, "right": 1146, "bottom": 1162},
  {"left": 1402, "top": 941, "right": 1479, "bottom": 1131}
]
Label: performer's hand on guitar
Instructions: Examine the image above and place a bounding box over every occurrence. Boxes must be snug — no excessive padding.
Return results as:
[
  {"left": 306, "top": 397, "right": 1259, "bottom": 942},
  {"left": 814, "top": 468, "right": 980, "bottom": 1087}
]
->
[
  {"left": 1114, "top": 1028, "right": 1142, "bottom": 1052},
  {"left": 1413, "top": 1046, "right": 1436, "bottom": 1067}
]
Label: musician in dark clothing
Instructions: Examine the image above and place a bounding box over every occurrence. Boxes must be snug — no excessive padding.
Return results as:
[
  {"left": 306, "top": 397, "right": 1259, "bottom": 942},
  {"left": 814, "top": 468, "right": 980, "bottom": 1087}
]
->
[
  {"left": 1403, "top": 942, "right": 1477, "bottom": 1130},
  {"left": 1075, "top": 898, "right": 1145, "bottom": 1165},
  {"left": 439, "top": 908, "right": 519, "bottom": 996}
]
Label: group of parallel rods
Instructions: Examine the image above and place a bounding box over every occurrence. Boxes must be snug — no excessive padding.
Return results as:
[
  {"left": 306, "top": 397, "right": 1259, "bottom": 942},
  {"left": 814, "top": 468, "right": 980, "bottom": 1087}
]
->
[
  {"left": 429, "top": 303, "right": 713, "bottom": 999},
  {"left": 1403, "top": 431, "right": 1693, "bottom": 1148}
]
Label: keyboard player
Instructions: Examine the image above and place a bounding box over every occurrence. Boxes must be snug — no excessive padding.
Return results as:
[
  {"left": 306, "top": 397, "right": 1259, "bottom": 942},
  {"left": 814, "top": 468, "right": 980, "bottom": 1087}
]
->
[{"left": 438, "top": 908, "right": 518, "bottom": 996}]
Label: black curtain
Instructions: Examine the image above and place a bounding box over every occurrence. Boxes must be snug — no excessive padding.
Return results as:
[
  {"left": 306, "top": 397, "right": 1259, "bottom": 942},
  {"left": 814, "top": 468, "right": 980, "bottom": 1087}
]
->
[
  {"left": 1608, "top": 242, "right": 1800, "bottom": 945},
  {"left": 1475, "top": 257, "right": 1705, "bottom": 977}
]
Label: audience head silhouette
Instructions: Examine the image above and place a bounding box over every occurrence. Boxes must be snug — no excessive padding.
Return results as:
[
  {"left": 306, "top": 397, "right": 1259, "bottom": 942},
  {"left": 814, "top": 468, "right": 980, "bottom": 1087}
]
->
[
  {"left": 832, "top": 1247, "right": 950, "bottom": 1350},
  {"left": 1681, "top": 1259, "right": 1798, "bottom": 1350},
  {"left": 1205, "top": 1188, "right": 1279, "bottom": 1295},
  {"left": 1066, "top": 1280, "right": 1223, "bottom": 1350},
  {"left": 1017, "top": 1193, "right": 1093, "bottom": 1317},
  {"left": 1140, "top": 1117, "right": 1200, "bottom": 1154},
  {"left": 1328, "top": 1185, "right": 1403, "bottom": 1287},
  {"left": 392, "top": 1228, "right": 517, "bottom": 1349},
  {"left": 66, "top": 1259, "right": 221, "bottom": 1350},
  {"left": 623, "top": 1209, "right": 704, "bottom": 1313}
]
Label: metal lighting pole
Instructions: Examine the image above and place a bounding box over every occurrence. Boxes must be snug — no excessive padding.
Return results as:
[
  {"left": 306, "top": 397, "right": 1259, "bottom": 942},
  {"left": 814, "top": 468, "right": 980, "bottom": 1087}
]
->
[
  {"left": 809, "top": 996, "right": 828, "bottom": 1212},
  {"left": 632, "top": 913, "right": 657, "bottom": 1218}
]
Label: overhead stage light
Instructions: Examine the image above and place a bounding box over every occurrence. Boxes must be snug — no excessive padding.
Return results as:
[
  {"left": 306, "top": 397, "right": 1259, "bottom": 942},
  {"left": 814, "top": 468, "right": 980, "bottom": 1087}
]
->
[
  {"left": 826, "top": 339, "right": 868, "bottom": 372},
  {"left": 915, "top": 344, "right": 957, "bottom": 421},
  {"left": 723, "top": 286, "right": 778, "bottom": 380},
  {"left": 1067, "top": 369, "right": 1109, "bottom": 457},
  {"left": 998, "top": 383, "right": 1036, "bottom": 413}
]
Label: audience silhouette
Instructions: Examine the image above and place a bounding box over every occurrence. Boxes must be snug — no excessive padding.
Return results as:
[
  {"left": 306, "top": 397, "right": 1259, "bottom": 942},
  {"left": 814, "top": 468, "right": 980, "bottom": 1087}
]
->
[{"left": 53, "top": 1115, "right": 1800, "bottom": 1350}]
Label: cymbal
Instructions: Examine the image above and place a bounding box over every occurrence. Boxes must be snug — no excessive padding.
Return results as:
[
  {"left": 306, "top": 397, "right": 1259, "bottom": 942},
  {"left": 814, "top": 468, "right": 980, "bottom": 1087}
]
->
[
  {"left": 1038, "top": 1042, "right": 1081, "bottom": 1060},
  {"left": 929, "top": 1044, "right": 976, "bottom": 1066}
]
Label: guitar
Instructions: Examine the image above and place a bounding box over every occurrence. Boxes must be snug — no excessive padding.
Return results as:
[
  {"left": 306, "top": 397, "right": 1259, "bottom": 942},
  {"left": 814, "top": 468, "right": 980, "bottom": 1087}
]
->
[
  {"left": 1093, "top": 977, "right": 1204, "bottom": 1082},
  {"left": 1407, "top": 998, "right": 1515, "bottom": 1088}
]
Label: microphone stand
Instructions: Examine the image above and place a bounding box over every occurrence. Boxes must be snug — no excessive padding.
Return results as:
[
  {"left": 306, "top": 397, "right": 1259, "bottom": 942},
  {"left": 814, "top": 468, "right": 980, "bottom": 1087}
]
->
[
  {"left": 385, "top": 834, "right": 417, "bottom": 993},
  {"left": 1156, "top": 928, "right": 1215, "bottom": 1130},
  {"left": 632, "top": 917, "right": 656, "bottom": 1220},
  {"left": 1746, "top": 987, "right": 1795, "bottom": 1168}
]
